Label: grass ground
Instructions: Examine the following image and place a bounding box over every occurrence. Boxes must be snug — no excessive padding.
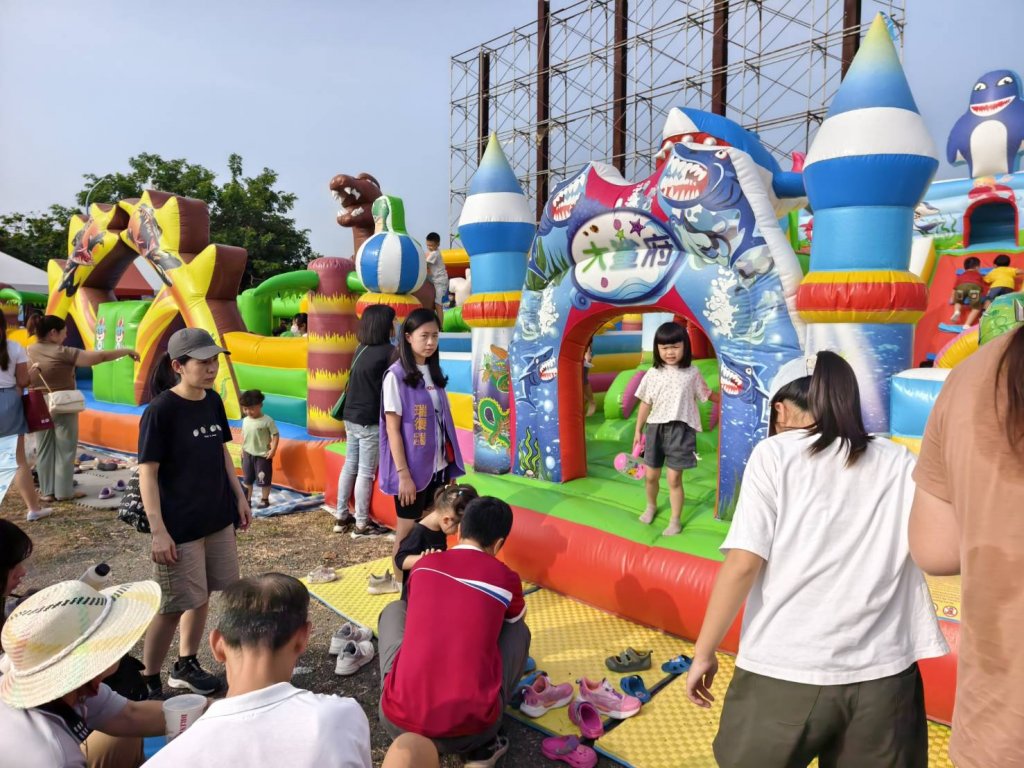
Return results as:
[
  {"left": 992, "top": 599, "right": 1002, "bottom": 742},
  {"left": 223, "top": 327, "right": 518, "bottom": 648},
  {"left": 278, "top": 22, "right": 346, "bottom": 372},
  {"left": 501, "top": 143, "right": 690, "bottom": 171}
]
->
[{"left": 1, "top": 488, "right": 617, "bottom": 768}]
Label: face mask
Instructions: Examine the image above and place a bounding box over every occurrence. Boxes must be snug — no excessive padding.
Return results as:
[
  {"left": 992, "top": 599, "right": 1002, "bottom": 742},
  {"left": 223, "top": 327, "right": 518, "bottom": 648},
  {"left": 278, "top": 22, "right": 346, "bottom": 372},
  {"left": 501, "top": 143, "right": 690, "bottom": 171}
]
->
[{"left": 291, "top": 324, "right": 299, "bottom": 334}]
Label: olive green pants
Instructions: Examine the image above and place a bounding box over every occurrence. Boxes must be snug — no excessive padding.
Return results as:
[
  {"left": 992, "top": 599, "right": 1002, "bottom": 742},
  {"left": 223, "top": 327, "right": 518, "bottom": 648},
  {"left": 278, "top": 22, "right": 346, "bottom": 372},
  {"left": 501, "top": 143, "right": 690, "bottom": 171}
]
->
[
  {"left": 714, "top": 664, "right": 928, "bottom": 768},
  {"left": 36, "top": 411, "right": 79, "bottom": 500}
]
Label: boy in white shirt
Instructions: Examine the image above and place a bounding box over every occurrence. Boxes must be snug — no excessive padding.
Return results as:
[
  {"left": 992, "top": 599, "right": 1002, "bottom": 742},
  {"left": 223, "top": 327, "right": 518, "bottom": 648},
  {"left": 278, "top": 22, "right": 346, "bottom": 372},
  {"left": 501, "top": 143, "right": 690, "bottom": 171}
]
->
[
  {"left": 424, "top": 232, "right": 449, "bottom": 323},
  {"left": 146, "top": 574, "right": 371, "bottom": 768}
]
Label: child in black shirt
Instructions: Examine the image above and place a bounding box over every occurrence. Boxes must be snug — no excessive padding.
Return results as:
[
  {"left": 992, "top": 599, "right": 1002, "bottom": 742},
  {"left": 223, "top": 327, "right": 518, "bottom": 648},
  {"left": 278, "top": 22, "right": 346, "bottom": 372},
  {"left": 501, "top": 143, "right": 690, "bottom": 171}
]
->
[{"left": 394, "top": 484, "right": 478, "bottom": 599}]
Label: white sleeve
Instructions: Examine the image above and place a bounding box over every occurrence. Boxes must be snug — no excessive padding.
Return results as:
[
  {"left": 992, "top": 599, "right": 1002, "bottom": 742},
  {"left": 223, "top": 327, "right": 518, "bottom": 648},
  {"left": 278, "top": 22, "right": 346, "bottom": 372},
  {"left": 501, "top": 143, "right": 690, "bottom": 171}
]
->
[
  {"left": 382, "top": 371, "right": 402, "bottom": 415},
  {"left": 721, "top": 441, "right": 778, "bottom": 559},
  {"left": 634, "top": 369, "right": 654, "bottom": 404},
  {"left": 82, "top": 683, "right": 128, "bottom": 731},
  {"left": 10, "top": 342, "right": 28, "bottom": 365}
]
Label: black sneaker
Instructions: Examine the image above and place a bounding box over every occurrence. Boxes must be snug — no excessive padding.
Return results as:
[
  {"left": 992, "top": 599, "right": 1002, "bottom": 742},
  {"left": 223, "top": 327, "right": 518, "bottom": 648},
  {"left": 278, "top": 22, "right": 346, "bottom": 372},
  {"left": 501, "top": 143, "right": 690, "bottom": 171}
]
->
[
  {"left": 168, "top": 658, "right": 224, "bottom": 695},
  {"left": 350, "top": 520, "right": 392, "bottom": 539},
  {"left": 332, "top": 511, "right": 355, "bottom": 534}
]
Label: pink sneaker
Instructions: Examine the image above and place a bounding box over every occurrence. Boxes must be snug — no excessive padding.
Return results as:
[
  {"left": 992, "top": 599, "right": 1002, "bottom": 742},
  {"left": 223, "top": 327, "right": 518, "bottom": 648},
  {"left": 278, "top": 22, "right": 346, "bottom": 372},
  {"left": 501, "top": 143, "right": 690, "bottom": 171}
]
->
[
  {"left": 576, "top": 676, "right": 641, "bottom": 719},
  {"left": 519, "top": 675, "right": 574, "bottom": 718}
]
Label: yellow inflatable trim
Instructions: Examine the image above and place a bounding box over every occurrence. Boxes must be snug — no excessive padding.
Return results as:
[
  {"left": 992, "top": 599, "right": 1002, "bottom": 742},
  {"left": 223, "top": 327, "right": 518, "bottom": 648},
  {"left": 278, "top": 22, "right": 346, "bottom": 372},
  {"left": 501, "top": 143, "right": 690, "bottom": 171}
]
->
[{"left": 224, "top": 331, "right": 307, "bottom": 369}]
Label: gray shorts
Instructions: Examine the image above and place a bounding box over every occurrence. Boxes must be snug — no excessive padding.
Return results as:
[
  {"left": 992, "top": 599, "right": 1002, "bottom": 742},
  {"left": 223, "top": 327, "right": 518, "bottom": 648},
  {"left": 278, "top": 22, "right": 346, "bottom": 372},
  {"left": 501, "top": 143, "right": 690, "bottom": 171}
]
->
[{"left": 644, "top": 421, "right": 697, "bottom": 470}]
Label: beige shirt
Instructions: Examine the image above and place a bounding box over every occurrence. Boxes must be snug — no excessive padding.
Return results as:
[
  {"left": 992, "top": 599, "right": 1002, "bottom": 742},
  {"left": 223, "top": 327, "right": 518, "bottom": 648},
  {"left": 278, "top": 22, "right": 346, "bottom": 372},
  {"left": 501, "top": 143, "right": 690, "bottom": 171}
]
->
[
  {"left": 27, "top": 343, "right": 80, "bottom": 392},
  {"left": 914, "top": 331, "right": 1024, "bottom": 768}
]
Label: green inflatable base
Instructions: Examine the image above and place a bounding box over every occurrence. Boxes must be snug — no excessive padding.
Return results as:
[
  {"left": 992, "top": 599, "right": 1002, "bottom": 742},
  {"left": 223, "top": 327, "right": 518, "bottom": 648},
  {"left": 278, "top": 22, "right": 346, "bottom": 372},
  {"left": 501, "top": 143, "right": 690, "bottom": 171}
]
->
[{"left": 328, "top": 413, "right": 728, "bottom": 562}]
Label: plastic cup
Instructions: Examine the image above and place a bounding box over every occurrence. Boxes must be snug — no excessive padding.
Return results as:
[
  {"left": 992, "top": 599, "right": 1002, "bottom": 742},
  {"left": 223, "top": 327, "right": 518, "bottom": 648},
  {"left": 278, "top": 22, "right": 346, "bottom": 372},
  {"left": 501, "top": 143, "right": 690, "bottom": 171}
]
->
[{"left": 162, "top": 693, "right": 206, "bottom": 740}]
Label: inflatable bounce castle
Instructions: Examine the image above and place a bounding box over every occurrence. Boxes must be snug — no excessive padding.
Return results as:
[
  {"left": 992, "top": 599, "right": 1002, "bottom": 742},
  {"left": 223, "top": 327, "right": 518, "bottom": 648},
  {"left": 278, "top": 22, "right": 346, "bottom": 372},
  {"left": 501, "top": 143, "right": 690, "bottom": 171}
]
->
[{"left": 19, "top": 14, "right": 1024, "bottom": 729}]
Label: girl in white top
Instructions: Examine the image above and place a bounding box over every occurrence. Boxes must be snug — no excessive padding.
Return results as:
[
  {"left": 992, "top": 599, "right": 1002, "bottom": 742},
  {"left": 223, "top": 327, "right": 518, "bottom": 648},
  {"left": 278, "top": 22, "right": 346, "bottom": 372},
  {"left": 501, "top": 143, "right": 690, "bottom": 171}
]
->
[
  {"left": 687, "top": 352, "right": 948, "bottom": 767},
  {"left": 0, "top": 314, "right": 50, "bottom": 522},
  {"left": 633, "top": 322, "right": 717, "bottom": 536}
]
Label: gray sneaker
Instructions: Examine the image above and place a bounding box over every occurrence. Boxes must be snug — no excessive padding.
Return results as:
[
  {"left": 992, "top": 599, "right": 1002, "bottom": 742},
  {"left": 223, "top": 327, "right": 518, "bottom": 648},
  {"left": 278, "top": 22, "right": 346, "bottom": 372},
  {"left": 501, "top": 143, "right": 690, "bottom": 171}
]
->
[
  {"left": 367, "top": 570, "right": 401, "bottom": 595},
  {"left": 351, "top": 520, "right": 392, "bottom": 539},
  {"left": 334, "top": 640, "right": 375, "bottom": 676}
]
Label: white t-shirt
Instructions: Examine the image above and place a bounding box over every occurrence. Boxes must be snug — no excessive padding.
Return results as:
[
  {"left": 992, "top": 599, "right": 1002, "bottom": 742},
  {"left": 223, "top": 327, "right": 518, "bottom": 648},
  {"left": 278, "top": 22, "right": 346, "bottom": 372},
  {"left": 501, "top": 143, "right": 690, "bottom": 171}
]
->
[
  {"left": 722, "top": 431, "right": 949, "bottom": 685},
  {"left": 0, "top": 682, "right": 127, "bottom": 768},
  {"left": 0, "top": 340, "right": 28, "bottom": 388},
  {"left": 145, "top": 682, "right": 371, "bottom": 768},
  {"left": 425, "top": 249, "right": 449, "bottom": 304},
  {"left": 635, "top": 365, "right": 711, "bottom": 429},
  {"left": 383, "top": 366, "right": 446, "bottom": 472}
]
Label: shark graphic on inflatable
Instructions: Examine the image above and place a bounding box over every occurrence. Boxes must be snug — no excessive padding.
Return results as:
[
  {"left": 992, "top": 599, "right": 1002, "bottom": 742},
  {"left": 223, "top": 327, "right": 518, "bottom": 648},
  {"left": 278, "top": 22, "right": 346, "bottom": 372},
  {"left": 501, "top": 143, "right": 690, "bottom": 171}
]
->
[{"left": 947, "top": 69, "right": 1024, "bottom": 179}]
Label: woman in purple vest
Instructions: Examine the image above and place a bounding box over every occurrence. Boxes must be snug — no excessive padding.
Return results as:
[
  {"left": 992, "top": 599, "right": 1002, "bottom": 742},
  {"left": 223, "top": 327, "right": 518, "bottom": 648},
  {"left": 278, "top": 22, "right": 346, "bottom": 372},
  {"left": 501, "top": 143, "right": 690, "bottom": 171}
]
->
[{"left": 379, "top": 308, "right": 465, "bottom": 573}]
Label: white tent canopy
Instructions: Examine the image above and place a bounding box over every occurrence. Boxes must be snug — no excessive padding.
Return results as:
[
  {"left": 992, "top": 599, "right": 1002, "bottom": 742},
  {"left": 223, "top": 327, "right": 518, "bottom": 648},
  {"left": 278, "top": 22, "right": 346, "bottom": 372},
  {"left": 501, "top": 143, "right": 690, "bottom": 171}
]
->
[{"left": 0, "top": 250, "right": 49, "bottom": 293}]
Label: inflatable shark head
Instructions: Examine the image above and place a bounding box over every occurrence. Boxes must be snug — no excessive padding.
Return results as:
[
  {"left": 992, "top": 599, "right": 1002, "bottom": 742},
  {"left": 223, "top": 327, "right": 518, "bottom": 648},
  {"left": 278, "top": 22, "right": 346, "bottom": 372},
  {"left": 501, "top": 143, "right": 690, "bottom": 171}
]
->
[
  {"left": 659, "top": 107, "right": 805, "bottom": 202},
  {"left": 969, "top": 70, "right": 1022, "bottom": 118}
]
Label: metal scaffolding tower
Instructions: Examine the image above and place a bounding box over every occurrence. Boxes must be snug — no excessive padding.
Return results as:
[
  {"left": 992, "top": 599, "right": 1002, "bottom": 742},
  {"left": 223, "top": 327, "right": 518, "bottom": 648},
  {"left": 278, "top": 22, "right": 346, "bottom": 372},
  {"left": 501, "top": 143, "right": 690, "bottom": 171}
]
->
[{"left": 449, "top": 0, "right": 905, "bottom": 239}]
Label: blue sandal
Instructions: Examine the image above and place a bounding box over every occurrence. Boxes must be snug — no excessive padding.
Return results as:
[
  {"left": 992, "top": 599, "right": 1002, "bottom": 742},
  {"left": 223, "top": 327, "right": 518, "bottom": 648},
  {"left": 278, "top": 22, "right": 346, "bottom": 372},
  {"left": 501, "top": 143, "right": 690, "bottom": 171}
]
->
[
  {"left": 620, "top": 674, "right": 651, "bottom": 703},
  {"left": 661, "top": 654, "right": 692, "bottom": 675}
]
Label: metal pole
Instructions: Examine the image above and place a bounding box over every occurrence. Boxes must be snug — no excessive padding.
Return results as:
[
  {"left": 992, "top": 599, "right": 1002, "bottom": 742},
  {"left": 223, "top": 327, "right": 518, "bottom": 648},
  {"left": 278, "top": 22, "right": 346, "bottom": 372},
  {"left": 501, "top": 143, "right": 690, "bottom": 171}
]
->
[
  {"left": 536, "top": 0, "right": 550, "bottom": 222},
  {"left": 612, "top": 0, "right": 628, "bottom": 175},
  {"left": 711, "top": 1, "right": 729, "bottom": 116},
  {"left": 478, "top": 50, "right": 491, "bottom": 162},
  {"left": 841, "top": 0, "right": 863, "bottom": 77},
  {"left": 84, "top": 175, "right": 113, "bottom": 210}
]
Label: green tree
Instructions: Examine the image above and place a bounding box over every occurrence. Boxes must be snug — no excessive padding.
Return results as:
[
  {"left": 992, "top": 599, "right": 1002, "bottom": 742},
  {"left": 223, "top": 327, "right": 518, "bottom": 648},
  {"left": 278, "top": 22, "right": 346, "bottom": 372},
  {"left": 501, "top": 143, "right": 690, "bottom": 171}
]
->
[
  {"left": 0, "top": 204, "right": 78, "bottom": 270},
  {"left": 211, "top": 154, "right": 313, "bottom": 286},
  {"left": 1, "top": 153, "right": 316, "bottom": 286}
]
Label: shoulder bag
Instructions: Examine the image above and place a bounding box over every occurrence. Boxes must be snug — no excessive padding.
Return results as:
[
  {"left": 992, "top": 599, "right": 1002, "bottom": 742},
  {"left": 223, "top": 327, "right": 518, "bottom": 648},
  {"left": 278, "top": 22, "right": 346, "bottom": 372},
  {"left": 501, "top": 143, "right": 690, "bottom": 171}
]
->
[
  {"left": 329, "top": 345, "right": 368, "bottom": 422},
  {"left": 36, "top": 370, "right": 85, "bottom": 415}
]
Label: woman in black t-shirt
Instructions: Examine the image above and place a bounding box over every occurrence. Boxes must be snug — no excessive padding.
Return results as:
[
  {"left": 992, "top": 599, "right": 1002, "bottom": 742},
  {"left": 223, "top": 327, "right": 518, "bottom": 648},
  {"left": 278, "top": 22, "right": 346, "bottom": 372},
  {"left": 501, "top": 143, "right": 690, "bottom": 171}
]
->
[
  {"left": 136, "top": 328, "right": 250, "bottom": 699},
  {"left": 335, "top": 305, "right": 396, "bottom": 536}
]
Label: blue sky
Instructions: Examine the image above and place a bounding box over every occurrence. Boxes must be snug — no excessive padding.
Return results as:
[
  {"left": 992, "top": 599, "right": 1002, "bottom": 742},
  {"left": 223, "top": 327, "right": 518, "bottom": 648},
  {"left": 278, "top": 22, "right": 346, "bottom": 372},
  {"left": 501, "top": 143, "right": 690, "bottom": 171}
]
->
[{"left": 1, "top": 0, "right": 1020, "bottom": 258}]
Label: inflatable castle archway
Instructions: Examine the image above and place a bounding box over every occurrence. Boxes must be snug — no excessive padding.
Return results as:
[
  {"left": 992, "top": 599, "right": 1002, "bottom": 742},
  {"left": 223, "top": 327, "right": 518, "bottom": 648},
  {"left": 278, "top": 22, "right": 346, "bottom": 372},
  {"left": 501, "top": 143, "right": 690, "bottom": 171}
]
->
[{"left": 508, "top": 113, "right": 808, "bottom": 517}]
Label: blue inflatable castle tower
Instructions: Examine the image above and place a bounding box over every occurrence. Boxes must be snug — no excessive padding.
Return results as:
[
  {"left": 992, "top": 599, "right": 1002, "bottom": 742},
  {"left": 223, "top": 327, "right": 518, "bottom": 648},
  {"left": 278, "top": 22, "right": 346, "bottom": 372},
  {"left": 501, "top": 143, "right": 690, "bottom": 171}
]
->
[{"left": 797, "top": 14, "right": 938, "bottom": 432}]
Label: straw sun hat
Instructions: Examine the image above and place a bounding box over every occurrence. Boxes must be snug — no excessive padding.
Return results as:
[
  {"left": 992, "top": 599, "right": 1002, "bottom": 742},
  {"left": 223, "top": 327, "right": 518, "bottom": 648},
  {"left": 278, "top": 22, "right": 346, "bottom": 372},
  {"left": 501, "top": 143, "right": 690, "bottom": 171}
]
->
[
  {"left": 0, "top": 580, "right": 160, "bottom": 709},
  {"left": 767, "top": 354, "right": 818, "bottom": 403}
]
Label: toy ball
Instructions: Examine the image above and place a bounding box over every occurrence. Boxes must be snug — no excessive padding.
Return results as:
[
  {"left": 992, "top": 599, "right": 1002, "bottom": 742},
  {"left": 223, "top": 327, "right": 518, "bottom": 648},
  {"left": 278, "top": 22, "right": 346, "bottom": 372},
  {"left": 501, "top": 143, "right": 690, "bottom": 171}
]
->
[{"left": 355, "top": 232, "right": 426, "bottom": 295}]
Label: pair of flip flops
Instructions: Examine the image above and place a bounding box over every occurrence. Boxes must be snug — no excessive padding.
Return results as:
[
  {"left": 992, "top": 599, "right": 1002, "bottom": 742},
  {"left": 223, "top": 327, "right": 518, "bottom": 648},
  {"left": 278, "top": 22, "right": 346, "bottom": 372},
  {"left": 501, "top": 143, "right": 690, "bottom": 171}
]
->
[
  {"left": 97, "top": 480, "right": 128, "bottom": 500},
  {"left": 619, "top": 674, "right": 651, "bottom": 703},
  {"left": 605, "top": 647, "right": 651, "bottom": 672},
  {"left": 541, "top": 735, "right": 597, "bottom": 768}
]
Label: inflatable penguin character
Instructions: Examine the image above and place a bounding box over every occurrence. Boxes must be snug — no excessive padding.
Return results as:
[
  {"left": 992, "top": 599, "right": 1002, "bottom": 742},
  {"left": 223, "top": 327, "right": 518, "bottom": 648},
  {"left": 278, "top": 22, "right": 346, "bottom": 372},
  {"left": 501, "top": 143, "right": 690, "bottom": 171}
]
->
[{"left": 947, "top": 69, "right": 1024, "bottom": 179}]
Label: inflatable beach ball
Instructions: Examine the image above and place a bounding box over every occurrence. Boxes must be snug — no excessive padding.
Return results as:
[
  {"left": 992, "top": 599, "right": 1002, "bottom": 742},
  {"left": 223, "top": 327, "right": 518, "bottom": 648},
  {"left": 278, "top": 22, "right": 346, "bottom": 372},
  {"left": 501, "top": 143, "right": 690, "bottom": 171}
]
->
[{"left": 355, "top": 232, "right": 426, "bottom": 295}]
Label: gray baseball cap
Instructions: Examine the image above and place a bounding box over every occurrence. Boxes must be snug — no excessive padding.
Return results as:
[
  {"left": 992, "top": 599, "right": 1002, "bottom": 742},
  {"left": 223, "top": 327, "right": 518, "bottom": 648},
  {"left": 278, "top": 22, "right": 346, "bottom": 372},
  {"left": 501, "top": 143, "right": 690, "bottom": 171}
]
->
[{"left": 167, "top": 328, "right": 229, "bottom": 360}]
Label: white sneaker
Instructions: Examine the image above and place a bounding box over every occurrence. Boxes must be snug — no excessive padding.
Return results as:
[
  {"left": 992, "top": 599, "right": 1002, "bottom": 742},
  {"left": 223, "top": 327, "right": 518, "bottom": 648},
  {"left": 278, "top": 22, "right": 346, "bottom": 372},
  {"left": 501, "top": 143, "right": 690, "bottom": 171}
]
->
[
  {"left": 334, "top": 640, "right": 375, "bottom": 676},
  {"left": 329, "top": 622, "right": 374, "bottom": 655},
  {"left": 367, "top": 570, "right": 401, "bottom": 595},
  {"left": 26, "top": 508, "right": 53, "bottom": 522}
]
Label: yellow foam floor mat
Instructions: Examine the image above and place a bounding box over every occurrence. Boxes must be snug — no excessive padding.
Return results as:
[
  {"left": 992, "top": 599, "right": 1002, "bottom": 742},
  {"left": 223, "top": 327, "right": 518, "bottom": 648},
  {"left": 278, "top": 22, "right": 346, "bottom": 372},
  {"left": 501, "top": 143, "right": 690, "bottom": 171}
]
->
[
  {"left": 306, "top": 559, "right": 954, "bottom": 767},
  {"left": 304, "top": 556, "right": 539, "bottom": 634},
  {"left": 303, "top": 556, "right": 400, "bottom": 631}
]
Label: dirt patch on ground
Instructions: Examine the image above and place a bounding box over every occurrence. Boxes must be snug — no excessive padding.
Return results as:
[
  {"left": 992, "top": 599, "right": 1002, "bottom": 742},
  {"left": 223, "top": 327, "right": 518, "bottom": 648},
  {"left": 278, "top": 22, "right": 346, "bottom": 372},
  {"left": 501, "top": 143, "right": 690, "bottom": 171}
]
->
[{"left": 2, "top": 488, "right": 615, "bottom": 767}]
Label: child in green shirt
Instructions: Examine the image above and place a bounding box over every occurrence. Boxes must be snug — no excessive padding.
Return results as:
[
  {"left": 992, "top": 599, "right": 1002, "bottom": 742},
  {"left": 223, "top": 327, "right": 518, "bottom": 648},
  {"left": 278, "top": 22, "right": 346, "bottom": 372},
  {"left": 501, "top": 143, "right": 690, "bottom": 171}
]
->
[{"left": 239, "top": 389, "right": 280, "bottom": 508}]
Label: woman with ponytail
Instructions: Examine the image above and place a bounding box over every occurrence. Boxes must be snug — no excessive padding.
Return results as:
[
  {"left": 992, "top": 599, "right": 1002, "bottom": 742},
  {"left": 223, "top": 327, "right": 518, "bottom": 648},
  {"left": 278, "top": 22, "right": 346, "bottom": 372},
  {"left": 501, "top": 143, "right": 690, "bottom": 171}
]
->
[
  {"left": 26, "top": 314, "right": 138, "bottom": 503},
  {"left": 911, "top": 323, "right": 1024, "bottom": 768},
  {"left": 687, "top": 351, "right": 946, "bottom": 767},
  {"left": 136, "top": 328, "right": 250, "bottom": 699}
]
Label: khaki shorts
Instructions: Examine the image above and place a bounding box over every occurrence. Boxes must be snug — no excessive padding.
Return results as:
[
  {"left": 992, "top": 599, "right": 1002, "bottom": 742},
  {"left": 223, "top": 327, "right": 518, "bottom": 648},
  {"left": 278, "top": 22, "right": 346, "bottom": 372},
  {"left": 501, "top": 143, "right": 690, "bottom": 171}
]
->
[
  {"left": 155, "top": 525, "right": 239, "bottom": 614},
  {"left": 714, "top": 664, "right": 927, "bottom": 768}
]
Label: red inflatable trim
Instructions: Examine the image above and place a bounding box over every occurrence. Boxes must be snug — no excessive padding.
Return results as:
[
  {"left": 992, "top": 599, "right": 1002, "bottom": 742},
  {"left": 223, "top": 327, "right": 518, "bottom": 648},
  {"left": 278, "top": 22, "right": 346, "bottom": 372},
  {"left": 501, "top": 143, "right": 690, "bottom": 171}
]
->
[{"left": 796, "top": 281, "right": 928, "bottom": 313}]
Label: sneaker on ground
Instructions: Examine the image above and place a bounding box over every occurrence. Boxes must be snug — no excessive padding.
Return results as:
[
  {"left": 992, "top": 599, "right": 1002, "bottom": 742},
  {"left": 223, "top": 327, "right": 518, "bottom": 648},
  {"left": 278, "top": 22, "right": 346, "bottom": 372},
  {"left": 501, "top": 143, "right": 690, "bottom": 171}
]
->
[
  {"left": 332, "top": 511, "right": 355, "bottom": 534},
  {"left": 576, "top": 676, "right": 641, "bottom": 719},
  {"left": 367, "top": 570, "right": 401, "bottom": 595},
  {"left": 463, "top": 735, "right": 510, "bottom": 768},
  {"left": 334, "top": 640, "right": 375, "bottom": 676},
  {"left": 519, "top": 675, "right": 574, "bottom": 718},
  {"left": 168, "top": 658, "right": 224, "bottom": 695},
  {"left": 351, "top": 520, "right": 392, "bottom": 539},
  {"left": 26, "top": 508, "right": 53, "bottom": 522},
  {"left": 329, "top": 622, "right": 374, "bottom": 655}
]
